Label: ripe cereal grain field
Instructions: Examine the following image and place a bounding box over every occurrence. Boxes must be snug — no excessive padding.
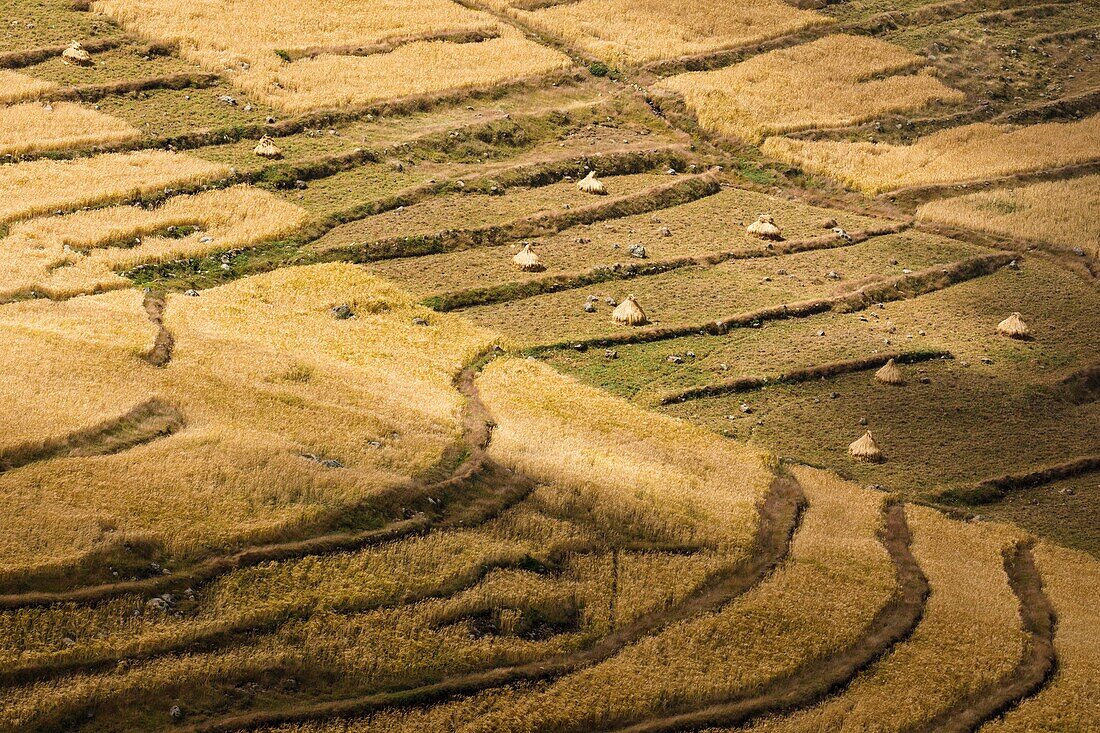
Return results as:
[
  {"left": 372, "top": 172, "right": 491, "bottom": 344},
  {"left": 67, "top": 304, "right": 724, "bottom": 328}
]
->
[{"left": 0, "top": 0, "right": 1096, "bottom": 730}]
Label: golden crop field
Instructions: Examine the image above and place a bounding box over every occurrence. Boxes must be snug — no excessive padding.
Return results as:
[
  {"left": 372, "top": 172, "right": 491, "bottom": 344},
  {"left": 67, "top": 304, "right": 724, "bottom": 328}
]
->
[
  {"left": 0, "top": 101, "right": 140, "bottom": 157},
  {"left": 1, "top": 185, "right": 308, "bottom": 300},
  {"left": 0, "top": 70, "right": 56, "bottom": 104},
  {"left": 762, "top": 115, "right": 1100, "bottom": 194},
  {"left": 482, "top": 0, "right": 833, "bottom": 66},
  {"left": 0, "top": 0, "right": 1097, "bottom": 729},
  {"left": 92, "top": 0, "right": 573, "bottom": 112},
  {"left": 658, "top": 35, "right": 964, "bottom": 143},
  {"left": 918, "top": 175, "right": 1100, "bottom": 256},
  {"left": 0, "top": 150, "right": 229, "bottom": 225}
]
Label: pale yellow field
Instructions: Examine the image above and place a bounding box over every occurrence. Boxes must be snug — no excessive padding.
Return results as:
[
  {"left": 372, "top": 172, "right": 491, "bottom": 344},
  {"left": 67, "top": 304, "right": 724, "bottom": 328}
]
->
[
  {"left": 0, "top": 101, "right": 139, "bottom": 157},
  {"left": 762, "top": 115, "right": 1100, "bottom": 195},
  {"left": 0, "top": 150, "right": 229, "bottom": 224},
  {"left": 979, "top": 544, "right": 1100, "bottom": 732},
  {"left": 917, "top": 175, "right": 1100, "bottom": 254},
  {"left": 0, "top": 264, "right": 497, "bottom": 577},
  {"left": 483, "top": 0, "right": 833, "bottom": 66},
  {"left": 477, "top": 357, "right": 771, "bottom": 552},
  {"left": 92, "top": 0, "right": 573, "bottom": 112},
  {"left": 0, "top": 71, "right": 56, "bottom": 104},
  {"left": 1, "top": 185, "right": 309, "bottom": 300},
  {"left": 659, "top": 35, "right": 964, "bottom": 143},
  {"left": 741, "top": 505, "right": 1026, "bottom": 732}
]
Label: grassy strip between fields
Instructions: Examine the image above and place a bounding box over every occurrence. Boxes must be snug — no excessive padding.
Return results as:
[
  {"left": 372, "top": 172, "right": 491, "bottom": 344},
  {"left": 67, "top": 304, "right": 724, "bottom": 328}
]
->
[{"left": 656, "top": 349, "right": 952, "bottom": 406}]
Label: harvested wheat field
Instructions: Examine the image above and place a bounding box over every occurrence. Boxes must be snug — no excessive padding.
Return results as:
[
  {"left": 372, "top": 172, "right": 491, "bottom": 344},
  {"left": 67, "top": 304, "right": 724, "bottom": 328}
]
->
[
  {"left": 659, "top": 35, "right": 964, "bottom": 143},
  {"left": 0, "top": 0, "right": 1096, "bottom": 730}
]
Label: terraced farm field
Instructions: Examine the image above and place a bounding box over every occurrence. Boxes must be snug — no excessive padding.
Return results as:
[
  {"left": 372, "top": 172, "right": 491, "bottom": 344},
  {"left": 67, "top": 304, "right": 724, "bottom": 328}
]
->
[{"left": 0, "top": 0, "right": 1096, "bottom": 731}]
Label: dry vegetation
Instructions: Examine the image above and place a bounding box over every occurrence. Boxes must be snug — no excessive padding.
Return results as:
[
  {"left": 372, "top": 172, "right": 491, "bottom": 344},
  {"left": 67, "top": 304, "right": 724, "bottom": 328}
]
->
[
  {"left": 92, "top": 0, "right": 573, "bottom": 112},
  {"left": 369, "top": 185, "right": 887, "bottom": 298},
  {"left": 762, "top": 115, "right": 1100, "bottom": 194},
  {"left": 477, "top": 357, "right": 770, "bottom": 551},
  {"left": 979, "top": 544, "right": 1100, "bottom": 732},
  {"left": 0, "top": 150, "right": 229, "bottom": 225},
  {"left": 0, "top": 101, "right": 140, "bottom": 157},
  {"left": 1, "top": 185, "right": 308, "bottom": 300},
  {"left": 743, "top": 505, "right": 1026, "bottom": 732},
  {"left": 0, "top": 264, "right": 496, "bottom": 578},
  {"left": 0, "top": 70, "right": 56, "bottom": 104},
  {"left": 482, "top": 0, "right": 833, "bottom": 66},
  {"left": 658, "top": 35, "right": 964, "bottom": 143},
  {"left": 918, "top": 175, "right": 1100, "bottom": 256},
  {"left": 0, "top": 0, "right": 1097, "bottom": 729}
]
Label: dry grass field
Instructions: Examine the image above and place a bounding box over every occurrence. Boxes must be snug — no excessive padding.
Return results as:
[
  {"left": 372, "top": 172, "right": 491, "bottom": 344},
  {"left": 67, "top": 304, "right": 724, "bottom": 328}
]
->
[
  {"left": 658, "top": 35, "right": 964, "bottom": 143},
  {"left": 0, "top": 101, "right": 140, "bottom": 157},
  {"left": 92, "top": 0, "right": 573, "bottom": 112},
  {"left": 0, "top": 70, "right": 56, "bottom": 104},
  {"left": 0, "top": 0, "right": 1097, "bottom": 730},
  {"left": 1, "top": 186, "right": 308, "bottom": 300},
  {"left": 482, "top": 0, "right": 833, "bottom": 66},
  {"left": 0, "top": 150, "right": 229, "bottom": 225},
  {"left": 918, "top": 175, "right": 1100, "bottom": 258},
  {"left": 762, "top": 115, "right": 1100, "bottom": 194}
]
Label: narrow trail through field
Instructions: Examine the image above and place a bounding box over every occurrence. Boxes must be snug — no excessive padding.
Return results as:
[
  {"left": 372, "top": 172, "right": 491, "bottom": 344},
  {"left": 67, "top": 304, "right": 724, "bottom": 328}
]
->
[
  {"left": 142, "top": 291, "right": 175, "bottom": 367},
  {"left": 174, "top": 474, "right": 807, "bottom": 733},
  {"left": 0, "top": 398, "right": 185, "bottom": 475},
  {"left": 0, "top": 359, "right": 529, "bottom": 610},
  {"left": 598, "top": 501, "right": 929, "bottom": 733},
  {"left": 909, "top": 541, "right": 1056, "bottom": 733}
]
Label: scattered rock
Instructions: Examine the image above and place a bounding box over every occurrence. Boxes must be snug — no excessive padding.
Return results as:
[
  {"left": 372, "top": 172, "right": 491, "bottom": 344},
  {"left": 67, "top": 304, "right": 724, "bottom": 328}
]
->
[
  {"left": 183, "top": 289, "right": 200, "bottom": 297},
  {"left": 666, "top": 355, "right": 683, "bottom": 364},
  {"left": 739, "top": 403, "right": 752, "bottom": 414},
  {"left": 826, "top": 271, "right": 841, "bottom": 280},
  {"left": 659, "top": 227, "right": 672, "bottom": 237},
  {"left": 816, "top": 329, "right": 826, "bottom": 337},
  {"left": 627, "top": 244, "right": 647, "bottom": 259},
  {"left": 331, "top": 304, "right": 354, "bottom": 319},
  {"left": 169, "top": 705, "right": 182, "bottom": 720},
  {"left": 859, "top": 417, "right": 867, "bottom": 425},
  {"left": 830, "top": 391, "right": 840, "bottom": 399},
  {"left": 604, "top": 349, "right": 618, "bottom": 360},
  {"left": 583, "top": 301, "right": 596, "bottom": 313}
]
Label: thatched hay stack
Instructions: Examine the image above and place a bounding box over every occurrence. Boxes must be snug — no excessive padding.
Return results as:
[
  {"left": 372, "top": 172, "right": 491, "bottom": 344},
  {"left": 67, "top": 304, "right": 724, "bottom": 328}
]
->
[
  {"left": 512, "top": 243, "right": 544, "bottom": 272},
  {"left": 747, "top": 214, "right": 782, "bottom": 241},
  {"left": 612, "top": 295, "right": 647, "bottom": 326},
  {"left": 875, "top": 358, "right": 905, "bottom": 385},
  {"left": 577, "top": 171, "right": 606, "bottom": 195},
  {"left": 61, "top": 41, "right": 93, "bottom": 66},
  {"left": 849, "top": 431, "right": 884, "bottom": 462},
  {"left": 253, "top": 135, "right": 283, "bottom": 159},
  {"left": 997, "top": 312, "right": 1031, "bottom": 339}
]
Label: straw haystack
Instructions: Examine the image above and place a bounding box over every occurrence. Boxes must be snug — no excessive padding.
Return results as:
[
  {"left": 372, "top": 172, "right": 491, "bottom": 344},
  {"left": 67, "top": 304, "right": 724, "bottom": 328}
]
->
[
  {"left": 61, "top": 41, "right": 93, "bottom": 66},
  {"left": 875, "top": 358, "right": 905, "bottom": 385},
  {"left": 577, "top": 171, "right": 606, "bottom": 195},
  {"left": 997, "top": 312, "right": 1030, "bottom": 339},
  {"left": 512, "top": 243, "right": 544, "bottom": 272},
  {"left": 612, "top": 295, "right": 647, "bottom": 326},
  {"left": 849, "top": 431, "right": 884, "bottom": 462},
  {"left": 747, "top": 214, "right": 782, "bottom": 241},
  {"left": 253, "top": 135, "right": 283, "bottom": 159}
]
